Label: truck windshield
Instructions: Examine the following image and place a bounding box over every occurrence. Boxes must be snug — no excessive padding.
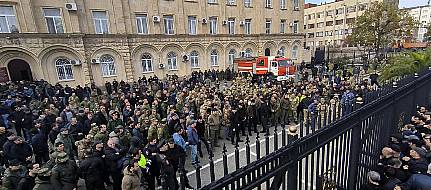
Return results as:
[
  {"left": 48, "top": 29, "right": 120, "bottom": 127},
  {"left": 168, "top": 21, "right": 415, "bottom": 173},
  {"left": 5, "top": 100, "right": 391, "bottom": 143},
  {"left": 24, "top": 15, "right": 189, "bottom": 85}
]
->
[{"left": 278, "top": 60, "right": 288, "bottom": 67}]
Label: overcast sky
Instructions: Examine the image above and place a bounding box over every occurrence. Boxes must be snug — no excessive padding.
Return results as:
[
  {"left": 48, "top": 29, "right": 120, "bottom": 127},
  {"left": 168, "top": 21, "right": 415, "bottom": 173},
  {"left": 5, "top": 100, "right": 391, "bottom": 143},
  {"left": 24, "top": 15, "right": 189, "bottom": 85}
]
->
[{"left": 305, "top": 0, "right": 429, "bottom": 8}]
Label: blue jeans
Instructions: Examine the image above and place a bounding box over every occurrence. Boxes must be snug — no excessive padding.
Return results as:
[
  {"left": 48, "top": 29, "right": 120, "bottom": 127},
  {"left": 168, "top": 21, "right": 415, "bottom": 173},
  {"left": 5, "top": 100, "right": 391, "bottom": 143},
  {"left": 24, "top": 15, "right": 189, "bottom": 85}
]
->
[{"left": 189, "top": 144, "right": 198, "bottom": 164}]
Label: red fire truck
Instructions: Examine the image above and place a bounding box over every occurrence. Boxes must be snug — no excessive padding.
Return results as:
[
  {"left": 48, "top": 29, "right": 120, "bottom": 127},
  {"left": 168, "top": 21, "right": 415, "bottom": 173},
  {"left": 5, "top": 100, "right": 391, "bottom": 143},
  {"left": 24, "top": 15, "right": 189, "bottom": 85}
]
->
[{"left": 233, "top": 56, "right": 296, "bottom": 81}]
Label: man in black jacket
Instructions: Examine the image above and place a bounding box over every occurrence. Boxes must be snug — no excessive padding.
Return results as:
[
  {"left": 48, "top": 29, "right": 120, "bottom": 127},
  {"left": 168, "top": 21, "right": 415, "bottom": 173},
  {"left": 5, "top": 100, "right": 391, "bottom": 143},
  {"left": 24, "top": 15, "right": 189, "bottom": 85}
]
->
[
  {"left": 163, "top": 138, "right": 194, "bottom": 190},
  {"left": 104, "top": 139, "right": 127, "bottom": 190},
  {"left": 79, "top": 147, "right": 107, "bottom": 190}
]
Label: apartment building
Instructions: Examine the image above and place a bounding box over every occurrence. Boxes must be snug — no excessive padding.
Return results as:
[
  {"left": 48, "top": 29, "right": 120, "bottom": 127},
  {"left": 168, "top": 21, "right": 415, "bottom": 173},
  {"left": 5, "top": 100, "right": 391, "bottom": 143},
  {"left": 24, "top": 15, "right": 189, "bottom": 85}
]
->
[
  {"left": 0, "top": 0, "right": 304, "bottom": 86},
  {"left": 304, "top": 0, "right": 398, "bottom": 52},
  {"left": 403, "top": 5, "right": 431, "bottom": 42}
]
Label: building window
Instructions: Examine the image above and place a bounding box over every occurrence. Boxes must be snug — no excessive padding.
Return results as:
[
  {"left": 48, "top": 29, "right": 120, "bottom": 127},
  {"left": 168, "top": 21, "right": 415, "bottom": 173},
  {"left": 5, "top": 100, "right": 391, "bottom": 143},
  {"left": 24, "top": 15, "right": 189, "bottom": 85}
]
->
[
  {"left": 317, "top": 22, "right": 324, "bottom": 28},
  {"left": 265, "top": 19, "right": 271, "bottom": 34},
  {"left": 208, "top": 0, "right": 217, "bottom": 3},
  {"left": 326, "top": 10, "right": 333, "bottom": 17},
  {"left": 293, "top": 21, "right": 299, "bottom": 34},
  {"left": 228, "top": 18, "right": 235, "bottom": 34},
  {"left": 293, "top": 0, "right": 299, "bottom": 10},
  {"left": 347, "top": 6, "right": 356, "bottom": 13},
  {"left": 141, "top": 53, "right": 153, "bottom": 73},
  {"left": 245, "top": 48, "right": 253, "bottom": 57},
  {"left": 336, "top": 19, "right": 343, "bottom": 25},
  {"left": 336, "top": 8, "right": 344, "bottom": 15},
  {"left": 190, "top": 51, "right": 199, "bottom": 68},
  {"left": 167, "top": 52, "right": 177, "bottom": 70},
  {"left": 228, "top": 49, "right": 236, "bottom": 65},
  {"left": 164, "top": 16, "right": 174, "bottom": 35},
  {"left": 43, "top": 8, "right": 64, "bottom": 34},
  {"left": 265, "top": 0, "right": 272, "bottom": 8},
  {"left": 136, "top": 14, "right": 148, "bottom": 34},
  {"left": 280, "top": 20, "right": 286, "bottom": 34},
  {"left": 100, "top": 54, "right": 116, "bottom": 76},
  {"left": 244, "top": 0, "right": 252, "bottom": 7},
  {"left": 227, "top": 0, "right": 235, "bottom": 5},
  {"left": 210, "top": 50, "right": 218, "bottom": 66},
  {"left": 245, "top": 19, "right": 251, "bottom": 34},
  {"left": 93, "top": 11, "right": 109, "bottom": 34},
  {"left": 0, "top": 6, "right": 18, "bottom": 33},
  {"left": 209, "top": 17, "right": 217, "bottom": 34},
  {"left": 55, "top": 58, "right": 74, "bottom": 81},
  {"left": 188, "top": 16, "right": 197, "bottom": 35},
  {"left": 279, "top": 46, "right": 285, "bottom": 56},
  {"left": 280, "top": 0, "right": 286, "bottom": 9},
  {"left": 292, "top": 45, "right": 298, "bottom": 59}
]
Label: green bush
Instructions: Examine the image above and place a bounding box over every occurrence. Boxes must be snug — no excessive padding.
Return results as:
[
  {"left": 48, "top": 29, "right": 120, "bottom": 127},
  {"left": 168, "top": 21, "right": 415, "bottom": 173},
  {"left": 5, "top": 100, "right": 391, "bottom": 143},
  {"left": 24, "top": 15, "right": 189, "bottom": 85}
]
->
[{"left": 380, "top": 49, "right": 431, "bottom": 81}]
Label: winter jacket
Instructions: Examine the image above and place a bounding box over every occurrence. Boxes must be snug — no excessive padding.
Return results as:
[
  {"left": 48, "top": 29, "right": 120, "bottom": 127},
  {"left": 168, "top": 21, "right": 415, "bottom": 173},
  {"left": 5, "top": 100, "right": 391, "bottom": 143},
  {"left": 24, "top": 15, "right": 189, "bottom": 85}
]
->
[
  {"left": 173, "top": 133, "right": 186, "bottom": 151},
  {"left": 32, "top": 177, "right": 55, "bottom": 190},
  {"left": 8, "top": 143, "right": 33, "bottom": 164},
  {"left": 401, "top": 174, "right": 431, "bottom": 190},
  {"left": 78, "top": 154, "right": 106, "bottom": 183},
  {"left": 31, "top": 132, "right": 49, "bottom": 155},
  {"left": 51, "top": 160, "right": 78, "bottom": 189},
  {"left": 187, "top": 126, "right": 199, "bottom": 145},
  {"left": 54, "top": 134, "right": 74, "bottom": 158},
  {"left": 121, "top": 167, "right": 141, "bottom": 190},
  {"left": 2, "top": 167, "right": 27, "bottom": 190}
]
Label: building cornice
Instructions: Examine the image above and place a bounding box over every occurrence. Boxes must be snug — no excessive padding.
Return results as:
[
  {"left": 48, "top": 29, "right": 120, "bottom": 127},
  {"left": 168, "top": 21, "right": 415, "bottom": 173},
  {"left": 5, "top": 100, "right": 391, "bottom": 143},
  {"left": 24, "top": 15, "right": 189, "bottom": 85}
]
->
[{"left": 0, "top": 33, "right": 305, "bottom": 39}]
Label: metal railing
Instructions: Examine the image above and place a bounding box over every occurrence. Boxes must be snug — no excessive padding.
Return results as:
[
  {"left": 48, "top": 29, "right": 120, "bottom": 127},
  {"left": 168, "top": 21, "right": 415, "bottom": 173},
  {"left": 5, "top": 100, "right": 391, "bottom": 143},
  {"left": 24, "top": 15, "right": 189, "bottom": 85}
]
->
[{"left": 195, "top": 69, "right": 431, "bottom": 190}]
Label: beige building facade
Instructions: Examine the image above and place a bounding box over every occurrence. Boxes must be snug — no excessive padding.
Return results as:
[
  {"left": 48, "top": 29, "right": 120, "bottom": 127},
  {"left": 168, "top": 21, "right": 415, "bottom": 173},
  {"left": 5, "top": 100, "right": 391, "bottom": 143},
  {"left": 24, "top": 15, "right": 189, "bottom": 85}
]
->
[
  {"left": 0, "top": 0, "right": 305, "bottom": 86},
  {"left": 304, "top": 0, "right": 398, "bottom": 52}
]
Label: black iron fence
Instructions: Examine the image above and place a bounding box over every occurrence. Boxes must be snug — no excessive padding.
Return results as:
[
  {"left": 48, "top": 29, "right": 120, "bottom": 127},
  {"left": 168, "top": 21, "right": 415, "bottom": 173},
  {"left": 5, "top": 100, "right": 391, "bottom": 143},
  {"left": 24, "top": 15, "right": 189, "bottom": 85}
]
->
[{"left": 193, "top": 69, "right": 431, "bottom": 190}]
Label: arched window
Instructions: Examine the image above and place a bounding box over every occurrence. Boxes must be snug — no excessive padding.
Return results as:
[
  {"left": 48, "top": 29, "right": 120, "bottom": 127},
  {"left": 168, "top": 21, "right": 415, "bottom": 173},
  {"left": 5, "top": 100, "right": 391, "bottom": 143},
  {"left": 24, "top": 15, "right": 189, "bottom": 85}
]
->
[
  {"left": 141, "top": 53, "right": 153, "bottom": 73},
  {"left": 292, "top": 45, "right": 298, "bottom": 59},
  {"left": 55, "top": 58, "right": 74, "bottom": 80},
  {"left": 228, "top": 49, "right": 236, "bottom": 65},
  {"left": 245, "top": 48, "right": 253, "bottom": 57},
  {"left": 279, "top": 46, "right": 286, "bottom": 57},
  {"left": 190, "top": 51, "right": 199, "bottom": 68},
  {"left": 167, "top": 52, "right": 177, "bottom": 70},
  {"left": 210, "top": 49, "right": 218, "bottom": 66},
  {"left": 100, "top": 54, "right": 116, "bottom": 76}
]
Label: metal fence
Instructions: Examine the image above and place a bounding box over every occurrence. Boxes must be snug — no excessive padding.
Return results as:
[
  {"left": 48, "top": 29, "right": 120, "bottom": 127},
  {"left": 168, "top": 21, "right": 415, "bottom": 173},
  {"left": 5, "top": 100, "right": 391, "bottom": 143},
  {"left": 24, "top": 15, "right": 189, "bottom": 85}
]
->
[{"left": 194, "top": 69, "right": 431, "bottom": 190}]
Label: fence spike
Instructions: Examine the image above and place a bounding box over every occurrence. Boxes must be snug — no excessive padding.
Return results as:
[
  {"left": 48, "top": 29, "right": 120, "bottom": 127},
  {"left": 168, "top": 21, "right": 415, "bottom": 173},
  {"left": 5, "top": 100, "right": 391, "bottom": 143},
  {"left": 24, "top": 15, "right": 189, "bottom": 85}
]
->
[
  {"left": 256, "top": 131, "right": 260, "bottom": 159},
  {"left": 235, "top": 141, "right": 240, "bottom": 170},
  {"left": 246, "top": 134, "right": 251, "bottom": 165},
  {"left": 265, "top": 129, "right": 270, "bottom": 156},
  {"left": 282, "top": 124, "right": 286, "bottom": 146},
  {"left": 274, "top": 126, "right": 278, "bottom": 150},
  {"left": 223, "top": 143, "right": 228, "bottom": 175},
  {"left": 196, "top": 165, "right": 202, "bottom": 188},
  {"left": 209, "top": 150, "right": 215, "bottom": 182}
]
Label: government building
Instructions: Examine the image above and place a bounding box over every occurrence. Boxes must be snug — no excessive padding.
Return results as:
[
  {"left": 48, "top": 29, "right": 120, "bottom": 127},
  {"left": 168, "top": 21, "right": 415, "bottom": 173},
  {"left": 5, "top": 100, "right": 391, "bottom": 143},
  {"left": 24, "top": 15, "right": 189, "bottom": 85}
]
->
[{"left": 0, "top": 0, "right": 304, "bottom": 86}]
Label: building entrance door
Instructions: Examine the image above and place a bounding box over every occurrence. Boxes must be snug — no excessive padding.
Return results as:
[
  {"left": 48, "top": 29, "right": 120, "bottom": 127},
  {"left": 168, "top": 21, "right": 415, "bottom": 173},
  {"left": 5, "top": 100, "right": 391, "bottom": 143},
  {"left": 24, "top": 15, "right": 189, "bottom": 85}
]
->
[{"left": 8, "top": 59, "right": 33, "bottom": 81}]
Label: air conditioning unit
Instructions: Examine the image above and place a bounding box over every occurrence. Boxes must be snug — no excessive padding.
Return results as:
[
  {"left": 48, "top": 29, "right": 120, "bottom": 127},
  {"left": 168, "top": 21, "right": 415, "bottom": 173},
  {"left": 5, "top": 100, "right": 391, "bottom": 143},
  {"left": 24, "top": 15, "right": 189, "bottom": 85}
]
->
[
  {"left": 289, "top": 23, "right": 294, "bottom": 27},
  {"left": 239, "top": 21, "right": 245, "bottom": 26},
  {"left": 182, "top": 55, "right": 189, "bottom": 62},
  {"left": 240, "top": 51, "right": 246, "bottom": 57},
  {"left": 294, "top": 7, "right": 300, "bottom": 11},
  {"left": 222, "top": 20, "right": 228, "bottom": 25},
  {"left": 202, "top": 18, "right": 208, "bottom": 24},
  {"left": 159, "top": 64, "right": 165, "bottom": 69},
  {"left": 91, "top": 58, "right": 100, "bottom": 64},
  {"left": 70, "top": 60, "right": 81, "bottom": 66},
  {"left": 152, "top": 16, "right": 161, "bottom": 23},
  {"left": 65, "top": 3, "right": 77, "bottom": 11}
]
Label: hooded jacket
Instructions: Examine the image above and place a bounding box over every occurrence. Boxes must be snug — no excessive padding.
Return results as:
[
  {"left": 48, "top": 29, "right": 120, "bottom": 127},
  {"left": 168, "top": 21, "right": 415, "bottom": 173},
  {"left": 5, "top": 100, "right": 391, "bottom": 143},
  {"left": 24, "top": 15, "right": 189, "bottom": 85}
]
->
[{"left": 121, "top": 167, "right": 141, "bottom": 190}]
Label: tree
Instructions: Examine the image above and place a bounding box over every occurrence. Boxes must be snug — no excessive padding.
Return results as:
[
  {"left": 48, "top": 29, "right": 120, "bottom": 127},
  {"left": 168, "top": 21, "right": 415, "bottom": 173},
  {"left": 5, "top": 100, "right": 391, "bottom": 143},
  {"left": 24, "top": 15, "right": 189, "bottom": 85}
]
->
[
  {"left": 425, "top": 24, "right": 431, "bottom": 41},
  {"left": 347, "top": 2, "right": 416, "bottom": 63}
]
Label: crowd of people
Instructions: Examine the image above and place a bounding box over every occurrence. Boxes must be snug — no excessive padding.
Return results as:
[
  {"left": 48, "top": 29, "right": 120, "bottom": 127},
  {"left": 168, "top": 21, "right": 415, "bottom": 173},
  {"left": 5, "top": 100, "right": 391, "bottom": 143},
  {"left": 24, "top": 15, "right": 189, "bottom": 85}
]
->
[
  {"left": 0, "top": 65, "right": 379, "bottom": 190},
  {"left": 363, "top": 106, "right": 431, "bottom": 190}
]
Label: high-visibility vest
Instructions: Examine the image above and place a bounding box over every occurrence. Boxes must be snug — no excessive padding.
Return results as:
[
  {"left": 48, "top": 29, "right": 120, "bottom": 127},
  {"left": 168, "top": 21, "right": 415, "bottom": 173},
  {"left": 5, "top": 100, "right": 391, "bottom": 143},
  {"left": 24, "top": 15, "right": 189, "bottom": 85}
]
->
[{"left": 138, "top": 154, "right": 147, "bottom": 168}]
